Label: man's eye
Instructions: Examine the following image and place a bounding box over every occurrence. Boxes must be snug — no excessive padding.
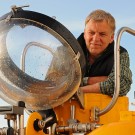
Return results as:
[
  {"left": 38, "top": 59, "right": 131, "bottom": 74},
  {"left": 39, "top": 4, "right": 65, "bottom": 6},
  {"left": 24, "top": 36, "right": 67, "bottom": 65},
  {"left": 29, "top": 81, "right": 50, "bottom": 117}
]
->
[
  {"left": 89, "top": 32, "right": 94, "bottom": 35},
  {"left": 100, "top": 33, "right": 106, "bottom": 36}
]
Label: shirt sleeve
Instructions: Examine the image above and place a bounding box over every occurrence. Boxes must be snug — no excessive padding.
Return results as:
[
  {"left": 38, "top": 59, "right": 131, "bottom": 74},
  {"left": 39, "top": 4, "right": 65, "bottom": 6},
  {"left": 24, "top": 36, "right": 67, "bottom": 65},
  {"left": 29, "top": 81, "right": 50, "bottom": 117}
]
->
[{"left": 100, "top": 51, "right": 132, "bottom": 96}]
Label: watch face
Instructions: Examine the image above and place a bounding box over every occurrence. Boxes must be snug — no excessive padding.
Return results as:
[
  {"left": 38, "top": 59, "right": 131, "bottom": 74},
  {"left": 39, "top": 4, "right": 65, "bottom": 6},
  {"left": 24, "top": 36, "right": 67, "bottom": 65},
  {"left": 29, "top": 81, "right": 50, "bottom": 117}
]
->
[{"left": 0, "top": 11, "right": 84, "bottom": 110}]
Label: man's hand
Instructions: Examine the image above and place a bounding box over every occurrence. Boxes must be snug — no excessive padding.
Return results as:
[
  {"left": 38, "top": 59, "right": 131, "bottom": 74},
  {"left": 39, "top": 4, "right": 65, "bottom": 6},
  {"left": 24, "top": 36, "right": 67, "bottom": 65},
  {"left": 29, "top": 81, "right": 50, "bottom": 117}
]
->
[{"left": 80, "top": 76, "right": 108, "bottom": 93}]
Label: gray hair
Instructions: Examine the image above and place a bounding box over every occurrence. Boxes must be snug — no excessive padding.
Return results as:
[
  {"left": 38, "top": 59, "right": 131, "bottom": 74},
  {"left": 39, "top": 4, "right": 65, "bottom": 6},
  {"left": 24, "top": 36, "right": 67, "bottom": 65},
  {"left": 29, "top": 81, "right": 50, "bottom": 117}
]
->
[{"left": 85, "top": 9, "right": 116, "bottom": 33}]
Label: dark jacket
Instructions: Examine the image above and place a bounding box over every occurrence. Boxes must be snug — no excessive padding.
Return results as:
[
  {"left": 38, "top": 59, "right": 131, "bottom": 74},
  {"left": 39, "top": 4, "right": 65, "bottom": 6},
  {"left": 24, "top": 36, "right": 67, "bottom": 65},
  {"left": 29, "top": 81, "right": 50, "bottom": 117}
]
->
[{"left": 77, "top": 33, "right": 127, "bottom": 77}]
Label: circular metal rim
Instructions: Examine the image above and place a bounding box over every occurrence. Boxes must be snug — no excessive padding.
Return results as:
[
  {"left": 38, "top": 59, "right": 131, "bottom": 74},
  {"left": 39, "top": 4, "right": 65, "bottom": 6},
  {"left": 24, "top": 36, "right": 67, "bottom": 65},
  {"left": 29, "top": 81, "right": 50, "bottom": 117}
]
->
[
  {"left": 0, "top": 10, "right": 86, "bottom": 74},
  {"left": 0, "top": 9, "right": 86, "bottom": 110}
]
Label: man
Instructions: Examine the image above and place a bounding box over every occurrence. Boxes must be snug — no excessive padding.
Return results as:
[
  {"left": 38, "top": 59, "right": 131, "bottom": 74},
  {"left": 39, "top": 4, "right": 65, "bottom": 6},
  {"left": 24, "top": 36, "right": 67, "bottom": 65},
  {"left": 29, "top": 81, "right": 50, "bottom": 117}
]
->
[{"left": 77, "top": 9, "right": 132, "bottom": 96}]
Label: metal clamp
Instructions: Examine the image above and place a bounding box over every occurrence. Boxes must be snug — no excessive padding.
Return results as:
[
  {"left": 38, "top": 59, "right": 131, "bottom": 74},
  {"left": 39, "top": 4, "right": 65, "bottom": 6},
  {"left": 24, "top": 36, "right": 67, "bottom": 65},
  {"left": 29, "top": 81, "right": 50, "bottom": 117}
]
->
[
  {"left": 11, "top": 5, "right": 29, "bottom": 13},
  {"left": 5, "top": 5, "right": 29, "bottom": 22}
]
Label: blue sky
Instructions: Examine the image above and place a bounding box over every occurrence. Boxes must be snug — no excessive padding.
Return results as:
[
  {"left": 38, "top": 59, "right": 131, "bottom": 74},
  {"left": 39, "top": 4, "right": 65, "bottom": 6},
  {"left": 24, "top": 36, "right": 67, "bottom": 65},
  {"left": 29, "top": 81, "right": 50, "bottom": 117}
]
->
[
  {"left": 0, "top": 0, "right": 135, "bottom": 127},
  {"left": 1, "top": 0, "right": 135, "bottom": 37}
]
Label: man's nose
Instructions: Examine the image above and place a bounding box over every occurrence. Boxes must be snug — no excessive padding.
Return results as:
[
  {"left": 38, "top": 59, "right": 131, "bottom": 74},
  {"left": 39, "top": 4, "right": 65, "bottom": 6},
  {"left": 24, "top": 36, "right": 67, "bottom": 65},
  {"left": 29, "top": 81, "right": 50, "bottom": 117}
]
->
[{"left": 93, "top": 34, "right": 100, "bottom": 41}]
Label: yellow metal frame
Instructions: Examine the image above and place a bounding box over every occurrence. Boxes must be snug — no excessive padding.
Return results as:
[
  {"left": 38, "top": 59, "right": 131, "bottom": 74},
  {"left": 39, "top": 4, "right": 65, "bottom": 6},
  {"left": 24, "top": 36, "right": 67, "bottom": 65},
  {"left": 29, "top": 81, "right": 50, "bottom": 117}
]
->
[
  {"left": 54, "top": 93, "right": 129, "bottom": 125},
  {"left": 26, "top": 112, "right": 45, "bottom": 135},
  {"left": 89, "top": 121, "right": 135, "bottom": 135},
  {"left": 26, "top": 93, "right": 135, "bottom": 135}
]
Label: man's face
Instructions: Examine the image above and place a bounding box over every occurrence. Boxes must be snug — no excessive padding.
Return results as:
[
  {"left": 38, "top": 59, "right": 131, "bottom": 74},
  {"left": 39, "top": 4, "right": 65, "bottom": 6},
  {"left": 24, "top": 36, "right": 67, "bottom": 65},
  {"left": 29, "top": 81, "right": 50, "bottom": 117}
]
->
[{"left": 84, "top": 20, "right": 114, "bottom": 58}]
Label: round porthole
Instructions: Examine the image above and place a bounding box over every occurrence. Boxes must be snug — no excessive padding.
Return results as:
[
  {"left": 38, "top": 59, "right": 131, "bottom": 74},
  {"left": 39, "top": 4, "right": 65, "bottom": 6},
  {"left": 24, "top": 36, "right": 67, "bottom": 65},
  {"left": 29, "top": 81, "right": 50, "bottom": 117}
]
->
[{"left": 0, "top": 9, "right": 86, "bottom": 110}]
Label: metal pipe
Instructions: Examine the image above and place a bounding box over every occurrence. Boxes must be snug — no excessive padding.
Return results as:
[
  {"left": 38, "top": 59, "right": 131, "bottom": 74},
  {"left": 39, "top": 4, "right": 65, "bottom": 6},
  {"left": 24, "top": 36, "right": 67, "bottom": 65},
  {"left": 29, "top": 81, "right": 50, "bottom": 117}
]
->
[
  {"left": 37, "top": 116, "right": 53, "bottom": 130},
  {"left": 56, "top": 123, "right": 101, "bottom": 133},
  {"left": 18, "top": 114, "right": 24, "bottom": 135},
  {"left": 71, "top": 105, "right": 75, "bottom": 120},
  {"left": 98, "top": 27, "right": 135, "bottom": 116},
  {"left": 20, "top": 41, "right": 55, "bottom": 71}
]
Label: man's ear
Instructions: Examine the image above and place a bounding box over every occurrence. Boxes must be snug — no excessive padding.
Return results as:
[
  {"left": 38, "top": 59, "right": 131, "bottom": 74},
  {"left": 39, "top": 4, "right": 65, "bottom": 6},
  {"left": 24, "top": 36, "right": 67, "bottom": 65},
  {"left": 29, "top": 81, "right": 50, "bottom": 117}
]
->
[{"left": 110, "top": 33, "right": 114, "bottom": 43}]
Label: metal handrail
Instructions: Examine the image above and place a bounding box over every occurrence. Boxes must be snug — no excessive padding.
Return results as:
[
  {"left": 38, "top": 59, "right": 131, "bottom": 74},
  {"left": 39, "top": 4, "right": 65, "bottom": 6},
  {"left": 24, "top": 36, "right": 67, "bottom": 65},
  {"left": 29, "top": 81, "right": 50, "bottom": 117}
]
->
[
  {"left": 98, "top": 27, "right": 135, "bottom": 116},
  {"left": 20, "top": 42, "right": 55, "bottom": 72}
]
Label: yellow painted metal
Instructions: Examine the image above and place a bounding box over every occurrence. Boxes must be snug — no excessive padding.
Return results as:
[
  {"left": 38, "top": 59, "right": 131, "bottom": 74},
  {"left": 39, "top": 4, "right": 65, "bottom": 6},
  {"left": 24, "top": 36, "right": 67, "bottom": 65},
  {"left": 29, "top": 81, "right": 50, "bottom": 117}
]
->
[
  {"left": 25, "top": 94, "right": 135, "bottom": 135},
  {"left": 120, "top": 111, "right": 134, "bottom": 121},
  {"left": 26, "top": 112, "right": 45, "bottom": 135},
  {"left": 84, "top": 93, "right": 129, "bottom": 124},
  {"left": 54, "top": 93, "right": 129, "bottom": 125},
  {"left": 54, "top": 97, "right": 90, "bottom": 125},
  {"left": 88, "top": 121, "right": 135, "bottom": 135}
]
